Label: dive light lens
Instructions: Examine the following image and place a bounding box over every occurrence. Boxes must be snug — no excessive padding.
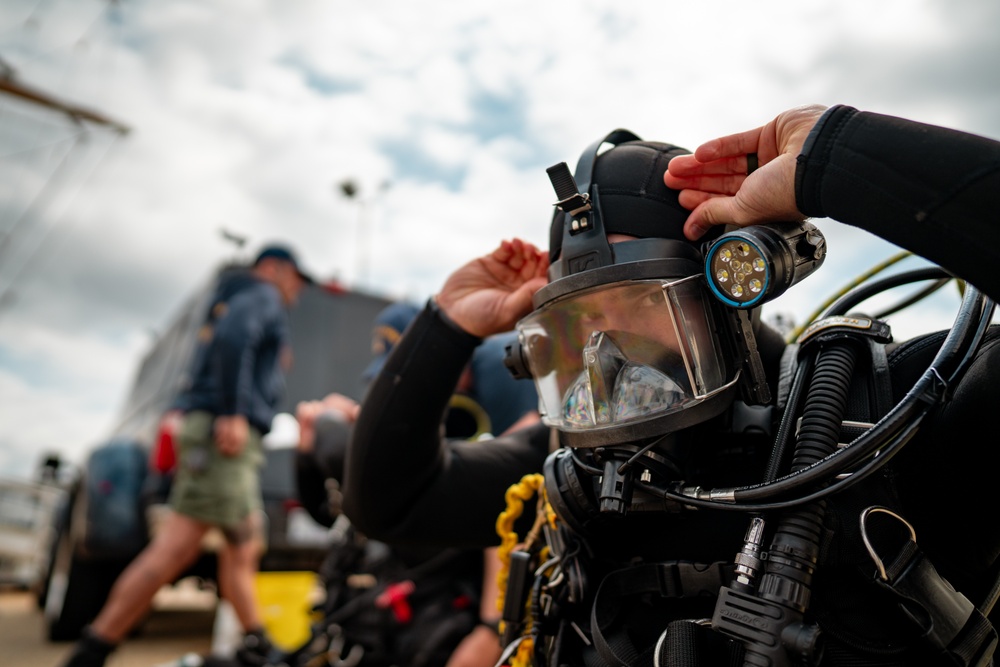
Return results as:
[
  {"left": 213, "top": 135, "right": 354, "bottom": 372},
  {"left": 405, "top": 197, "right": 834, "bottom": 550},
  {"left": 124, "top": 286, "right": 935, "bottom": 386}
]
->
[
  {"left": 703, "top": 221, "right": 827, "bottom": 310},
  {"left": 707, "top": 237, "right": 769, "bottom": 308}
]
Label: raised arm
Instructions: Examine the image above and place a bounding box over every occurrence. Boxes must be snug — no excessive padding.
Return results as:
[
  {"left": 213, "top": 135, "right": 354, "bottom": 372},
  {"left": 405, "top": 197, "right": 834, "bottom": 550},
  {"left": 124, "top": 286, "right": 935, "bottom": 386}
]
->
[
  {"left": 341, "top": 239, "right": 550, "bottom": 548},
  {"left": 665, "top": 104, "right": 1000, "bottom": 301}
]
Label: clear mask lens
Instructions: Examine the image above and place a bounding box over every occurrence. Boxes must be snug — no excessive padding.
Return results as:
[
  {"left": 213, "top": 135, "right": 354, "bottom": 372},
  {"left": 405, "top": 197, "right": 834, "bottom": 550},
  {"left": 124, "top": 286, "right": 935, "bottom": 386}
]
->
[
  {"left": 516, "top": 277, "right": 734, "bottom": 433},
  {"left": 562, "top": 331, "right": 689, "bottom": 426}
]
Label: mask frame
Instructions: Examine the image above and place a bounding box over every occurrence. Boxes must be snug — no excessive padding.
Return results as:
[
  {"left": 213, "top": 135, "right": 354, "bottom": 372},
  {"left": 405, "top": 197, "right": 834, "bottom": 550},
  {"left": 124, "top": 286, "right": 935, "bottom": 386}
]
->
[{"left": 505, "top": 129, "right": 759, "bottom": 447}]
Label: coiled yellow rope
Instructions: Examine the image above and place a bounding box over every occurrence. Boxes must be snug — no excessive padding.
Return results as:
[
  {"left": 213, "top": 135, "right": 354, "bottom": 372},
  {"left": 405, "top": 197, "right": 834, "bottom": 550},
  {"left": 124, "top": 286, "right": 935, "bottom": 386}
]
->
[
  {"left": 495, "top": 473, "right": 545, "bottom": 611},
  {"left": 494, "top": 473, "right": 558, "bottom": 667}
]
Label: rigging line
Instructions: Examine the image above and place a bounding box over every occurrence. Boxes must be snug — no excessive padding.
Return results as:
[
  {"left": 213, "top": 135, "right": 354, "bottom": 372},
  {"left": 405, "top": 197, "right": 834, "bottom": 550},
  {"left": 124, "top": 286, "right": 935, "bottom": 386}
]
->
[
  {"left": 0, "top": 95, "right": 94, "bottom": 128},
  {"left": 0, "top": 129, "right": 84, "bottom": 256},
  {"left": 71, "top": 0, "right": 118, "bottom": 50},
  {"left": 873, "top": 278, "right": 953, "bottom": 319},
  {"left": 0, "top": 4, "right": 130, "bottom": 137},
  {"left": 61, "top": 0, "right": 123, "bottom": 105},
  {"left": 0, "top": 75, "right": 70, "bottom": 150},
  {"left": 5, "top": 0, "right": 116, "bottom": 66},
  {"left": 0, "top": 130, "right": 123, "bottom": 307},
  {"left": 0, "top": 0, "right": 48, "bottom": 42},
  {"left": 0, "top": 136, "right": 80, "bottom": 247},
  {"left": 786, "top": 250, "right": 913, "bottom": 343},
  {"left": 0, "top": 74, "right": 130, "bottom": 134},
  {"left": 0, "top": 133, "right": 80, "bottom": 160}
]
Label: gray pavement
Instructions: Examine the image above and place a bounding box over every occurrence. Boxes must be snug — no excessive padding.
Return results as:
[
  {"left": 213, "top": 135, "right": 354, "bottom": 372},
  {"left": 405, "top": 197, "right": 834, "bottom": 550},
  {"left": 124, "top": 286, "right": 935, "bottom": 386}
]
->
[{"left": 0, "top": 584, "right": 216, "bottom": 667}]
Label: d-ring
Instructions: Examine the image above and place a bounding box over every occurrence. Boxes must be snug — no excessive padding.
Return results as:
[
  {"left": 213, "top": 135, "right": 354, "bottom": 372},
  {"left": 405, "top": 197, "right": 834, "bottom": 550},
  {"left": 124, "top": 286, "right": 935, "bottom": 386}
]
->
[
  {"left": 746, "top": 152, "right": 759, "bottom": 175},
  {"left": 859, "top": 506, "right": 916, "bottom": 581}
]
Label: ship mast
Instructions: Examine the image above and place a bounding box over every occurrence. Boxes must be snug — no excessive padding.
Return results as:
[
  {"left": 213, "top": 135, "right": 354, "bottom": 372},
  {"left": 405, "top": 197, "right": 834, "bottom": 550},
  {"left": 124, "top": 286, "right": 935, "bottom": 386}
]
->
[
  {"left": 0, "top": 58, "right": 130, "bottom": 135},
  {"left": 0, "top": 57, "right": 131, "bottom": 310}
]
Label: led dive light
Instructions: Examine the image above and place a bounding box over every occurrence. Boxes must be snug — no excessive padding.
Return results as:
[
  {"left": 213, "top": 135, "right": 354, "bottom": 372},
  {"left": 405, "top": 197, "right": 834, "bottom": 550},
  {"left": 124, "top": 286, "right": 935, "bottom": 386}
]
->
[{"left": 705, "top": 221, "right": 827, "bottom": 309}]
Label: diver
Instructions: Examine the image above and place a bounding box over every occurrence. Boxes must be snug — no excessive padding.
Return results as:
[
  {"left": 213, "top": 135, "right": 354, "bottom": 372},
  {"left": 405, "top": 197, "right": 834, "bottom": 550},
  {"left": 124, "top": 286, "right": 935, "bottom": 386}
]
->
[{"left": 342, "top": 108, "right": 1000, "bottom": 666}]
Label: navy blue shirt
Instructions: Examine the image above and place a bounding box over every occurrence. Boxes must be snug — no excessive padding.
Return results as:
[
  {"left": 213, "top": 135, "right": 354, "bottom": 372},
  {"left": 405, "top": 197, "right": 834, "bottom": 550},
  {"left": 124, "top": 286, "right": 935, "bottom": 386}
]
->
[{"left": 173, "top": 269, "right": 291, "bottom": 434}]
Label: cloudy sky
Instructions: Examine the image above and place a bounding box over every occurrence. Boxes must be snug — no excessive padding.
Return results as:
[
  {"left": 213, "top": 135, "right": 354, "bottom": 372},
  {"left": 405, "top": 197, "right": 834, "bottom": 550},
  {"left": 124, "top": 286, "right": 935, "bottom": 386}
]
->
[{"left": 1, "top": 0, "right": 998, "bottom": 480}]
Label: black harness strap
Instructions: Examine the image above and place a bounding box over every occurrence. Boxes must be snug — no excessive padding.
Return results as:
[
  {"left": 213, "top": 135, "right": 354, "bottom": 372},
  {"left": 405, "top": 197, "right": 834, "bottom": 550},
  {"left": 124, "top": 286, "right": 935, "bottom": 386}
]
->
[
  {"left": 863, "top": 508, "right": 998, "bottom": 667},
  {"left": 590, "top": 561, "right": 733, "bottom": 667},
  {"left": 657, "top": 620, "right": 745, "bottom": 667}
]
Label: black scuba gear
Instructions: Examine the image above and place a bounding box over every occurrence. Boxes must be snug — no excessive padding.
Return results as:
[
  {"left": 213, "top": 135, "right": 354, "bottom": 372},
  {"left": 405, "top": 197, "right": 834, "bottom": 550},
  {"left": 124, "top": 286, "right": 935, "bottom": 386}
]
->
[{"left": 343, "top": 108, "right": 1000, "bottom": 666}]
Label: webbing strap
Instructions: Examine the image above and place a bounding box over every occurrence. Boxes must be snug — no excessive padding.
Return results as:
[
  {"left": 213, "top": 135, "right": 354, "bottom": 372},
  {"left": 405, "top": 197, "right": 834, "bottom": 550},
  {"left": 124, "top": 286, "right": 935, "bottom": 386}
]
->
[
  {"left": 658, "top": 620, "right": 745, "bottom": 667},
  {"left": 572, "top": 129, "right": 643, "bottom": 195},
  {"left": 865, "top": 508, "right": 998, "bottom": 666},
  {"left": 590, "top": 561, "right": 733, "bottom": 667}
]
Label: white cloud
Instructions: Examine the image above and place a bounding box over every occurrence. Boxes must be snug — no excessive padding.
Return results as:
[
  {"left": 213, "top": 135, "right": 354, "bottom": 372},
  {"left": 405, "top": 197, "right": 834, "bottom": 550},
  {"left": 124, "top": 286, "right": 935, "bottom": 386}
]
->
[
  {"left": 1, "top": 0, "right": 998, "bottom": 480},
  {"left": 0, "top": 321, "right": 145, "bottom": 477}
]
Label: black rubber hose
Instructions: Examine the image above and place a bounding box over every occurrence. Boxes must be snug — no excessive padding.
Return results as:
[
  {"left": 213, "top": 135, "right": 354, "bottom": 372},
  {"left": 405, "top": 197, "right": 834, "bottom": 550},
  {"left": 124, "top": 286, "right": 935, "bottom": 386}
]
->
[{"left": 763, "top": 351, "right": 816, "bottom": 483}]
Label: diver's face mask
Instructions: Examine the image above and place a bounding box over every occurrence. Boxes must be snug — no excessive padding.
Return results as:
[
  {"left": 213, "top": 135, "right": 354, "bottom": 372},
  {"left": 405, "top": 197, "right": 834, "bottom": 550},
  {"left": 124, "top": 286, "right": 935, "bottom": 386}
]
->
[
  {"left": 515, "top": 274, "right": 736, "bottom": 446},
  {"left": 504, "top": 131, "right": 825, "bottom": 451}
]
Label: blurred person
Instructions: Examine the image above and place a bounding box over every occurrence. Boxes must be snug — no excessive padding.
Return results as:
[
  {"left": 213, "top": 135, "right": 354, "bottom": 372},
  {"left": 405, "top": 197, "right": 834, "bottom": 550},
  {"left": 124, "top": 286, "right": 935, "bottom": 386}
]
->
[
  {"left": 61, "top": 244, "right": 314, "bottom": 667},
  {"left": 342, "top": 123, "right": 1000, "bottom": 667},
  {"left": 290, "top": 301, "right": 541, "bottom": 667}
]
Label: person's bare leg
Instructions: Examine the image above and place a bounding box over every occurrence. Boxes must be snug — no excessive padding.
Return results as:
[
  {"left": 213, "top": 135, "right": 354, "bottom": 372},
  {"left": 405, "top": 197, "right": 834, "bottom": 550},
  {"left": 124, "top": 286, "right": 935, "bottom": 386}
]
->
[
  {"left": 217, "top": 512, "right": 265, "bottom": 633},
  {"left": 89, "top": 511, "right": 208, "bottom": 643}
]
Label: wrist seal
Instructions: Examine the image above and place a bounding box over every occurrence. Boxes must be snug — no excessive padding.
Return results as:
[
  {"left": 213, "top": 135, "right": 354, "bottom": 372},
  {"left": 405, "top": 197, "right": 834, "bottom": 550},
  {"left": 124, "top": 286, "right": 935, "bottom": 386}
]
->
[
  {"left": 795, "top": 104, "right": 859, "bottom": 218},
  {"left": 428, "top": 297, "right": 482, "bottom": 344}
]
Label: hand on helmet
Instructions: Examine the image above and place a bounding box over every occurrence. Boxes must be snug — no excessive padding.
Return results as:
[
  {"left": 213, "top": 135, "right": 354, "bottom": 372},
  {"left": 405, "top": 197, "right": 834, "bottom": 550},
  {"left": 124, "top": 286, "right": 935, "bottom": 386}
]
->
[
  {"left": 435, "top": 238, "right": 549, "bottom": 338},
  {"left": 664, "top": 104, "right": 827, "bottom": 240}
]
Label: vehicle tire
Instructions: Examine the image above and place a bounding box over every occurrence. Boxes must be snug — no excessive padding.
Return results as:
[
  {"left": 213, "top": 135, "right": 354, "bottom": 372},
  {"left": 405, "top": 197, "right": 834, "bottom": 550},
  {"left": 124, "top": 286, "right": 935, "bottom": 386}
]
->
[
  {"left": 35, "top": 493, "right": 70, "bottom": 610},
  {"left": 43, "top": 497, "right": 122, "bottom": 641}
]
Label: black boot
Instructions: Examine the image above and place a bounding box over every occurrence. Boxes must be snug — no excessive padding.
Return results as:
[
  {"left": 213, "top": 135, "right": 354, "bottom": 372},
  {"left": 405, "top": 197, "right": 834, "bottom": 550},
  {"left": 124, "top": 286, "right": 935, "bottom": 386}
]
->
[
  {"left": 234, "top": 628, "right": 274, "bottom": 667},
  {"left": 61, "top": 627, "right": 117, "bottom": 667}
]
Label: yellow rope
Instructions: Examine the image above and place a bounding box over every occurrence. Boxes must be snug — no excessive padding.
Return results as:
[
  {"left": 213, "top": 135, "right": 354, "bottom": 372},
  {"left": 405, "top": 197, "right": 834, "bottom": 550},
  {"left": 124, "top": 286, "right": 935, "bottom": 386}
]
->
[
  {"left": 495, "top": 474, "right": 545, "bottom": 613},
  {"left": 494, "top": 473, "right": 559, "bottom": 667},
  {"left": 512, "top": 637, "right": 534, "bottom": 667},
  {"left": 787, "top": 250, "right": 912, "bottom": 343}
]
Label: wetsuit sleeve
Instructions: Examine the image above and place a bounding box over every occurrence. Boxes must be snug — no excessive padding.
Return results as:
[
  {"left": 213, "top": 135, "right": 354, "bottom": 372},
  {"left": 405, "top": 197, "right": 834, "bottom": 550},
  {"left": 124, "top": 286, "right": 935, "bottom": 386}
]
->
[
  {"left": 795, "top": 104, "right": 1000, "bottom": 300},
  {"left": 212, "top": 284, "right": 277, "bottom": 417},
  {"left": 342, "top": 300, "right": 552, "bottom": 549}
]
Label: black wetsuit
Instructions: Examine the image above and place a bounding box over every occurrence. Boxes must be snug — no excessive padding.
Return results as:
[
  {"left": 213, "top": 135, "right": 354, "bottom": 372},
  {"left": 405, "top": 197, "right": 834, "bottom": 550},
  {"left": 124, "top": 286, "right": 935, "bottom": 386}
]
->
[{"left": 343, "top": 105, "right": 1000, "bottom": 665}]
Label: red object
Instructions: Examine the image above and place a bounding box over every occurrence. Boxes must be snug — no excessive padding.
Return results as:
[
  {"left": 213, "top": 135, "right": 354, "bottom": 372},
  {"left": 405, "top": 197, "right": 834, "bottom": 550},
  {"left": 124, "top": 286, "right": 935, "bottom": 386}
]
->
[
  {"left": 320, "top": 280, "right": 348, "bottom": 295},
  {"left": 375, "top": 580, "right": 416, "bottom": 623},
  {"left": 150, "top": 411, "right": 180, "bottom": 474}
]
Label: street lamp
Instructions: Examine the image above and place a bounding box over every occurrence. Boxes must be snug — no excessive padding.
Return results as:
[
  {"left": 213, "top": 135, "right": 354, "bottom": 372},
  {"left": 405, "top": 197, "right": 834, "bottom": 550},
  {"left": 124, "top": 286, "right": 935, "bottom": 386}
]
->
[{"left": 337, "top": 179, "right": 390, "bottom": 289}]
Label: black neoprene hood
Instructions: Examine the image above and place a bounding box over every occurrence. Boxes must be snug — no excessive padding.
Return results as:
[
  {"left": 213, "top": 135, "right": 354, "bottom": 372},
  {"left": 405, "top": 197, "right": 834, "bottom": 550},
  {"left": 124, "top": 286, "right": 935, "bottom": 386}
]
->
[
  {"left": 541, "top": 135, "right": 725, "bottom": 307},
  {"left": 547, "top": 140, "right": 701, "bottom": 264}
]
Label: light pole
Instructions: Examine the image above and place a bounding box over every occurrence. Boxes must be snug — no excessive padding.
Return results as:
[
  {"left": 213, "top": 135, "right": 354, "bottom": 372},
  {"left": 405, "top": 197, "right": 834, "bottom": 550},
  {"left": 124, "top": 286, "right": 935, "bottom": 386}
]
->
[
  {"left": 338, "top": 179, "right": 390, "bottom": 290},
  {"left": 218, "top": 227, "right": 248, "bottom": 264}
]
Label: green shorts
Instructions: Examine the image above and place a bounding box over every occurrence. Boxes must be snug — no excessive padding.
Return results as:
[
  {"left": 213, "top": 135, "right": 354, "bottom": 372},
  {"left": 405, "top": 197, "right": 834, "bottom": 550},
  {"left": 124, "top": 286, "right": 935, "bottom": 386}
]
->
[{"left": 168, "top": 410, "right": 264, "bottom": 531}]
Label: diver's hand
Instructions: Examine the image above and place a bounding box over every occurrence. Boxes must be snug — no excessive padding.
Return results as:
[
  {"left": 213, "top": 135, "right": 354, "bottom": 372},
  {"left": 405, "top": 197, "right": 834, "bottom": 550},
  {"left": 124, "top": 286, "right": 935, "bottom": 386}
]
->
[
  {"left": 296, "top": 393, "right": 359, "bottom": 452},
  {"left": 435, "top": 239, "right": 548, "bottom": 338},
  {"left": 214, "top": 414, "right": 249, "bottom": 456},
  {"left": 664, "top": 104, "right": 827, "bottom": 240}
]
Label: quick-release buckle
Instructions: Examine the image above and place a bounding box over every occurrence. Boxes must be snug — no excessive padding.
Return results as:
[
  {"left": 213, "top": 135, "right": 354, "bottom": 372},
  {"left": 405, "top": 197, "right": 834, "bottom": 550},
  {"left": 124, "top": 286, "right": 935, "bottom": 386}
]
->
[
  {"left": 547, "top": 161, "right": 594, "bottom": 229},
  {"left": 860, "top": 506, "right": 997, "bottom": 666}
]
